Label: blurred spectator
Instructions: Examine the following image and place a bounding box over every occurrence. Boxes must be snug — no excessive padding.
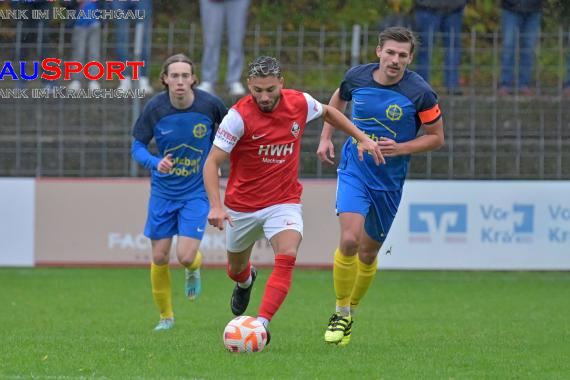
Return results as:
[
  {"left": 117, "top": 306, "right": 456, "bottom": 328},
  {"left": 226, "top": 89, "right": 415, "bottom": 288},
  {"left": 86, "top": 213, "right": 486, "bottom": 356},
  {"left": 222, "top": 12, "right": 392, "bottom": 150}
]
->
[
  {"left": 196, "top": 0, "right": 250, "bottom": 96},
  {"left": 13, "top": 0, "right": 53, "bottom": 90},
  {"left": 499, "top": 0, "right": 543, "bottom": 96},
  {"left": 112, "top": 0, "right": 154, "bottom": 94},
  {"left": 413, "top": 0, "right": 467, "bottom": 95},
  {"left": 68, "top": 0, "right": 102, "bottom": 91},
  {"left": 377, "top": 0, "right": 414, "bottom": 31}
]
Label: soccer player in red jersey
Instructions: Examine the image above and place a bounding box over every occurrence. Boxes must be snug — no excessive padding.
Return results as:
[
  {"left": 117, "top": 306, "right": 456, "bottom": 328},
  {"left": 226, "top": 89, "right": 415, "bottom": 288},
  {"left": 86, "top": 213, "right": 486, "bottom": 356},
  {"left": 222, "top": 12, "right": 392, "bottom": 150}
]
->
[{"left": 203, "top": 56, "right": 384, "bottom": 344}]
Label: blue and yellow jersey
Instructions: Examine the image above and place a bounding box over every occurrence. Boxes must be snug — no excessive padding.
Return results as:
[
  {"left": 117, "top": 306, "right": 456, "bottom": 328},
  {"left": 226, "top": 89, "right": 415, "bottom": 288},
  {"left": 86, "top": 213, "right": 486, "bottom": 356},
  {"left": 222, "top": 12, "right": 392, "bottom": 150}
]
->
[
  {"left": 338, "top": 63, "right": 441, "bottom": 191},
  {"left": 132, "top": 89, "right": 227, "bottom": 200}
]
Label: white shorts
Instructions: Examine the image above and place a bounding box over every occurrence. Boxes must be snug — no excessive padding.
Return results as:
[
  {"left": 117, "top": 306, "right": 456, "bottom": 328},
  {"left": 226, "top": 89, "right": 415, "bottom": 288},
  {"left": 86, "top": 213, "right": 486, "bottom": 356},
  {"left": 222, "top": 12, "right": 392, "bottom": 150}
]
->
[{"left": 226, "top": 203, "right": 303, "bottom": 253}]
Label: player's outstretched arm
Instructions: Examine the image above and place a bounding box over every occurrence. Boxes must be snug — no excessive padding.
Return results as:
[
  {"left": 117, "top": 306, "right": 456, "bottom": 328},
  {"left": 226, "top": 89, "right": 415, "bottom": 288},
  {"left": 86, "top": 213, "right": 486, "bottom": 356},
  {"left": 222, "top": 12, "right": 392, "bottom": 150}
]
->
[
  {"left": 317, "top": 89, "right": 347, "bottom": 164},
  {"left": 379, "top": 118, "right": 444, "bottom": 157},
  {"left": 321, "top": 104, "right": 385, "bottom": 165},
  {"left": 203, "top": 146, "right": 233, "bottom": 230}
]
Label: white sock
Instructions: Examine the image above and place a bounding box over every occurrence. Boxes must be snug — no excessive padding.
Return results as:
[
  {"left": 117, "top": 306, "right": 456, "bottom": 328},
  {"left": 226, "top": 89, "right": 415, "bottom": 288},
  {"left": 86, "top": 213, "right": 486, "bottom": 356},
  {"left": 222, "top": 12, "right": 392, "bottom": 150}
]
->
[
  {"left": 237, "top": 275, "right": 252, "bottom": 289},
  {"left": 257, "top": 317, "right": 269, "bottom": 329},
  {"left": 336, "top": 306, "right": 351, "bottom": 317}
]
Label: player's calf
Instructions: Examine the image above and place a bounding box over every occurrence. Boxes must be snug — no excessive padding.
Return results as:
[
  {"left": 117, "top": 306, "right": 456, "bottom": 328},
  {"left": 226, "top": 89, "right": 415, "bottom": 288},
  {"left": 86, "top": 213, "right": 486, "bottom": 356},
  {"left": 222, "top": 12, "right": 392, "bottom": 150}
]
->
[{"left": 231, "top": 267, "right": 257, "bottom": 316}]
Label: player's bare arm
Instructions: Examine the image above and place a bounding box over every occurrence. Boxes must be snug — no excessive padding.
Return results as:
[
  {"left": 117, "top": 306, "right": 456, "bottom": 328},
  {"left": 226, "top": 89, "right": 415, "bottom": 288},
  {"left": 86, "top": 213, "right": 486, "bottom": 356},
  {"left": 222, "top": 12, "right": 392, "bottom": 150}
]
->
[
  {"left": 379, "top": 117, "right": 444, "bottom": 157},
  {"left": 316, "top": 88, "right": 348, "bottom": 164},
  {"left": 321, "top": 104, "right": 386, "bottom": 165},
  {"left": 203, "top": 146, "right": 233, "bottom": 230}
]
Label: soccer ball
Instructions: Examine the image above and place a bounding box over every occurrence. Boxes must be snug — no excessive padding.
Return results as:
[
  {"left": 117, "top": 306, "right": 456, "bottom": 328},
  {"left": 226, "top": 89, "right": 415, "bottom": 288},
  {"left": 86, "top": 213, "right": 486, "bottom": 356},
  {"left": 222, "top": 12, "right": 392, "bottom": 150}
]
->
[{"left": 223, "top": 316, "right": 268, "bottom": 353}]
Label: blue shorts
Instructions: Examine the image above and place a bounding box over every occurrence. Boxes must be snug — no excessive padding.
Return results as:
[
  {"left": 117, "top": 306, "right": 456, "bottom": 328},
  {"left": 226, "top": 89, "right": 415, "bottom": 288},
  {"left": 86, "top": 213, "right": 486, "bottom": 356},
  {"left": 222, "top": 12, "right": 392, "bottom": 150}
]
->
[
  {"left": 144, "top": 195, "right": 209, "bottom": 240},
  {"left": 335, "top": 172, "right": 402, "bottom": 243}
]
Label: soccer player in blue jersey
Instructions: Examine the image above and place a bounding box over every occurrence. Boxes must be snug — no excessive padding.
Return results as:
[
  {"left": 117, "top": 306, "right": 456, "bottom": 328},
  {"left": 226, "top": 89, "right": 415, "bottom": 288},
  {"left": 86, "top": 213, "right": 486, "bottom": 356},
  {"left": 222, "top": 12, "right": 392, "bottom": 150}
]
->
[
  {"left": 131, "top": 54, "right": 227, "bottom": 331},
  {"left": 317, "top": 27, "right": 445, "bottom": 345}
]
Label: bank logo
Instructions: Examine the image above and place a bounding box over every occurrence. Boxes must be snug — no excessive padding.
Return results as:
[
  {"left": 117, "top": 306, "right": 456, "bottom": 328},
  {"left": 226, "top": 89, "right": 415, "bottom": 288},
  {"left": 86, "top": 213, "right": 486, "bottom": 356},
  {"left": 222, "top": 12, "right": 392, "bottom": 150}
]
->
[
  {"left": 409, "top": 204, "right": 467, "bottom": 243},
  {"left": 548, "top": 205, "right": 570, "bottom": 243},
  {"left": 512, "top": 204, "right": 534, "bottom": 233},
  {"left": 480, "top": 204, "right": 534, "bottom": 243}
]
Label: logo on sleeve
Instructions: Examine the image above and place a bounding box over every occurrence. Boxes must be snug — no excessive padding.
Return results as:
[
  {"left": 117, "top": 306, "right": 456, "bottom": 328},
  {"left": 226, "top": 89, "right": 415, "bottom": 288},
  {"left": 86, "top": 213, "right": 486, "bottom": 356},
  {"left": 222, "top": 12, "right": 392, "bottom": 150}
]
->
[
  {"left": 291, "top": 121, "right": 300, "bottom": 138},
  {"left": 312, "top": 100, "right": 319, "bottom": 112},
  {"left": 216, "top": 128, "right": 238, "bottom": 144}
]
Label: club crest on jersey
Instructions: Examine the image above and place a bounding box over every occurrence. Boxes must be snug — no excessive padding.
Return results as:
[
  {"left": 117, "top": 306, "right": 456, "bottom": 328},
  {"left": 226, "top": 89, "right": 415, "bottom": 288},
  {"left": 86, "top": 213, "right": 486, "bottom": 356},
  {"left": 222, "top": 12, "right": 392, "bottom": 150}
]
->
[
  {"left": 193, "top": 123, "right": 207, "bottom": 138},
  {"left": 386, "top": 104, "right": 403, "bottom": 121},
  {"left": 291, "top": 121, "right": 300, "bottom": 138}
]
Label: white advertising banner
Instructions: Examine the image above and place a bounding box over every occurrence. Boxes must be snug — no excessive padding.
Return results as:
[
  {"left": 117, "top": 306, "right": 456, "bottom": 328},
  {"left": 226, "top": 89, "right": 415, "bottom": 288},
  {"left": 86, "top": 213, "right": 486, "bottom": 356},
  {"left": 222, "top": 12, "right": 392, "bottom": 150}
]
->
[
  {"left": 5, "top": 178, "right": 569, "bottom": 270},
  {"left": 0, "top": 178, "right": 35, "bottom": 266},
  {"left": 380, "top": 181, "right": 570, "bottom": 270},
  {"left": 34, "top": 179, "right": 339, "bottom": 267}
]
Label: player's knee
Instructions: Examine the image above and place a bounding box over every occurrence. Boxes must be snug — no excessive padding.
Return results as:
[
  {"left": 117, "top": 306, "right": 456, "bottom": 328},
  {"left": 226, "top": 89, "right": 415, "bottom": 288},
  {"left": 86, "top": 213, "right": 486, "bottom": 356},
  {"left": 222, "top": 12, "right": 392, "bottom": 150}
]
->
[
  {"left": 358, "top": 250, "right": 378, "bottom": 265},
  {"left": 178, "top": 251, "right": 198, "bottom": 267},
  {"left": 340, "top": 233, "right": 360, "bottom": 254},
  {"left": 228, "top": 261, "right": 248, "bottom": 275},
  {"left": 178, "top": 257, "right": 194, "bottom": 267},
  {"left": 152, "top": 253, "right": 169, "bottom": 265}
]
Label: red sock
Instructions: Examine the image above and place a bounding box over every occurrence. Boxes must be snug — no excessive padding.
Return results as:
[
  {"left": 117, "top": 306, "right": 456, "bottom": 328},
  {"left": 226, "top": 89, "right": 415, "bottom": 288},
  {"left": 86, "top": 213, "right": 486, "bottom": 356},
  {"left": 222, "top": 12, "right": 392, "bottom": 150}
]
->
[
  {"left": 227, "top": 261, "right": 251, "bottom": 283},
  {"left": 258, "top": 254, "right": 296, "bottom": 321}
]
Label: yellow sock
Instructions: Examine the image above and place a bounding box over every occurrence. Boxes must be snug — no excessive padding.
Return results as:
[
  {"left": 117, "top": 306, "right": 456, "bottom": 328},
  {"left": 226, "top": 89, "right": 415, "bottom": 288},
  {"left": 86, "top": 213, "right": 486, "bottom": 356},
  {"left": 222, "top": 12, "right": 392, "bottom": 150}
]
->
[
  {"left": 151, "top": 262, "right": 173, "bottom": 319},
  {"left": 350, "top": 256, "right": 378, "bottom": 313},
  {"left": 333, "top": 248, "right": 358, "bottom": 309},
  {"left": 185, "top": 250, "right": 203, "bottom": 271}
]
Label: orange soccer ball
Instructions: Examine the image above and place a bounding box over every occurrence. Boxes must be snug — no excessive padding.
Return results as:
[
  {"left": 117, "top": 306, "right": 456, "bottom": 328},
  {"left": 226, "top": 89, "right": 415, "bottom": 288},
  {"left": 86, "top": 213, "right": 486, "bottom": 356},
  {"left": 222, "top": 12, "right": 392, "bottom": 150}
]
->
[{"left": 223, "top": 316, "right": 268, "bottom": 353}]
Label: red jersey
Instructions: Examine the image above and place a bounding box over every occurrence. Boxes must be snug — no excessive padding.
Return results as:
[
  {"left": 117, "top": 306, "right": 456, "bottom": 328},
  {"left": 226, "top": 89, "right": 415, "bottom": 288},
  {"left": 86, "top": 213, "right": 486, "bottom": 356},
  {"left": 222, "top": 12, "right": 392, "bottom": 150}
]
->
[{"left": 213, "top": 89, "right": 323, "bottom": 212}]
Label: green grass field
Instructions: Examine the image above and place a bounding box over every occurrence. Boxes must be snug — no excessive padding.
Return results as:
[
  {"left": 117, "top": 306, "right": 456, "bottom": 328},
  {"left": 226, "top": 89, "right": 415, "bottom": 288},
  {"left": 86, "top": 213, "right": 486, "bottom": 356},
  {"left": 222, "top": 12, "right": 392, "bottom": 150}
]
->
[{"left": 1, "top": 268, "right": 569, "bottom": 379}]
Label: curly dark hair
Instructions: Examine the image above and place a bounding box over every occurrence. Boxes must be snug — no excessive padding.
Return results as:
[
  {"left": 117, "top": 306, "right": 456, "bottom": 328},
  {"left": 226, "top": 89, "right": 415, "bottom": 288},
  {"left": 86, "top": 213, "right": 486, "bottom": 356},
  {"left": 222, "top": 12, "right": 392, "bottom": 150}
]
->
[{"left": 248, "top": 56, "right": 282, "bottom": 79}]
